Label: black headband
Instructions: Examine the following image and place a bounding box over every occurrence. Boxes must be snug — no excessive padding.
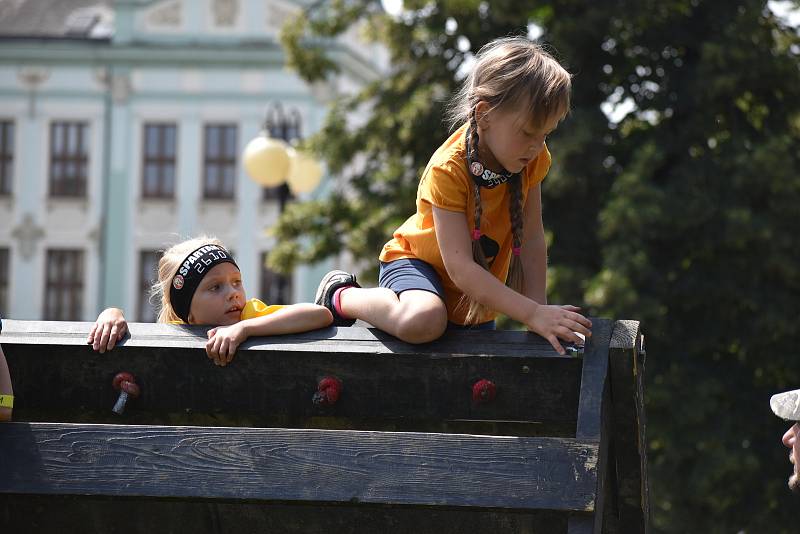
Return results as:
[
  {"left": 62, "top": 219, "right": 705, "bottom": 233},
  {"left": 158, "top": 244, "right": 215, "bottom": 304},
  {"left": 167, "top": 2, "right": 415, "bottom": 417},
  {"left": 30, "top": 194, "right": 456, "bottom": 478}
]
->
[
  {"left": 465, "top": 126, "right": 519, "bottom": 189},
  {"left": 169, "top": 244, "right": 238, "bottom": 323}
]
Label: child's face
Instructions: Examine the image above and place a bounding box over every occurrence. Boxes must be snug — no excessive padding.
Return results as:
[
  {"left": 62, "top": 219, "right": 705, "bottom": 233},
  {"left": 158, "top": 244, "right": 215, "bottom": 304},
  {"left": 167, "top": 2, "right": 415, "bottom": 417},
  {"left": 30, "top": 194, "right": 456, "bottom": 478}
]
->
[
  {"left": 187, "top": 262, "right": 246, "bottom": 326},
  {"left": 477, "top": 103, "right": 561, "bottom": 174}
]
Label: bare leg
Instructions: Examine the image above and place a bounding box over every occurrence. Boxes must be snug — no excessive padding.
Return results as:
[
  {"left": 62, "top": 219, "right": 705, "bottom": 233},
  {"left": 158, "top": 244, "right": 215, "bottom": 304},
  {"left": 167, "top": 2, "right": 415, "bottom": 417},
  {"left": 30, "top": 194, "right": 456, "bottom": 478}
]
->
[{"left": 340, "top": 287, "right": 447, "bottom": 344}]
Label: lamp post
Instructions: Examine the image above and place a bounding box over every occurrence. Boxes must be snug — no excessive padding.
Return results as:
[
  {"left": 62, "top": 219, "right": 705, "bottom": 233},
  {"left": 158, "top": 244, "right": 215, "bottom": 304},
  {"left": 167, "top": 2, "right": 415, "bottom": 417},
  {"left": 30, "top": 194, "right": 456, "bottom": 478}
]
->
[
  {"left": 242, "top": 103, "right": 323, "bottom": 211},
  {"left": 242, "top": 103, "right": 324, "bottom": 301}
]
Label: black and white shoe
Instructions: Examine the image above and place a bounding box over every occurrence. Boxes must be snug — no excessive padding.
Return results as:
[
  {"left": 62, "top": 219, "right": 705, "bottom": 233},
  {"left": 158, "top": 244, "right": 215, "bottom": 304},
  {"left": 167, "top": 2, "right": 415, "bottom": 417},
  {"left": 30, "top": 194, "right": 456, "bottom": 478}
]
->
[{"left": 315, "top": 270, "right": 360, "bottom": 327}]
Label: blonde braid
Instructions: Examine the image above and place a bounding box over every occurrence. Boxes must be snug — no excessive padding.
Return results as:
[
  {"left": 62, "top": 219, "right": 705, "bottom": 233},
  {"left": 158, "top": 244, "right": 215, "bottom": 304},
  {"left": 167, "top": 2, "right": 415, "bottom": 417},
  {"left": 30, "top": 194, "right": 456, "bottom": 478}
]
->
[
  {"left": 506, "top": 175, "right": 525, "bottom": 294},
  {"left": 468, "top": 108, "right": 481, "bottom": 164},
  {"left": 460, "top": 109, "right": 492, "bottom": 324}
]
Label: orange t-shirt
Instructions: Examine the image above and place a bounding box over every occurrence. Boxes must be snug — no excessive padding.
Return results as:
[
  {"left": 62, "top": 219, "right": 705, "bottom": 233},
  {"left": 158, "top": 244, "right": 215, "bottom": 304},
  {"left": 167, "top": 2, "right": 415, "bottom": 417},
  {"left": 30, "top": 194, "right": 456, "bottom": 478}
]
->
[{"left": 379, "top": 123, "right": 552, "bottom": 325}]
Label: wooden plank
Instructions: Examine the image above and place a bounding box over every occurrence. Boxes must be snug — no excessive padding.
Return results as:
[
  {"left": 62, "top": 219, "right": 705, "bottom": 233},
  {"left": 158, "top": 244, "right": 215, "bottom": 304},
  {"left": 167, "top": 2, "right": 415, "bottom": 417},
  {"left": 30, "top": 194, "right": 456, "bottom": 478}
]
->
[
  {"left": 0, "top": 495, "right": 568, "bottom": 534},
  {"left": 567, "top": 318, "right": 613, "bottom": 534},
  {"left": 574, "top": 318, "right": 613, "bottom": 441},
  {"left": 1, "top": 320, "right": 581, "bottom": 428},
  {"left": 0, "top": 422, "right": 598, "bottom": 513},
  {"left": 608, "top": 320, "right": 649, "bottom": 533},
  {"left": 0, "top": 319, "right": 567, "bottom": 357},
  {"left": 601, "top": 434, "right": 621, "bottom": 534},
  {"left": 588, "top": 377, "right": 612, "bottom": 533}
]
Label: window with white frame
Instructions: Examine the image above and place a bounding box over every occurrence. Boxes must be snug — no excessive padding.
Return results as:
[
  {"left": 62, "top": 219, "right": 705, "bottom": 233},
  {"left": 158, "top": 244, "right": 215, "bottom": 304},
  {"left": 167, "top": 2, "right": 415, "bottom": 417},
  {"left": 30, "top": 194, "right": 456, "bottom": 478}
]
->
[
  {"left": 142, "top": 123, "right": 177, "bottom": 199},
  {"left": 43, "top": 249, "right": 84, "bottom": 320},
  {"left": 49, "top": 122, "right": 88, "bottom": 197},
  {"left": 203, "top": 124, "right": 237, "bottom": 199}
]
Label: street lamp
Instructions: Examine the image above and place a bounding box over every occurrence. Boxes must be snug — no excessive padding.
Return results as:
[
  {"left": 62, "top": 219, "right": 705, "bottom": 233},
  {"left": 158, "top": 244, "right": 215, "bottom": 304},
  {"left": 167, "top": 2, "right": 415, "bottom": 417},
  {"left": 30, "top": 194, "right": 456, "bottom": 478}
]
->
[
  {"left": 242, "top": 103, "right": 323, "bottom": 197},
  {"left": 242, "top": 103, "right": 323, "bottom": 304}
]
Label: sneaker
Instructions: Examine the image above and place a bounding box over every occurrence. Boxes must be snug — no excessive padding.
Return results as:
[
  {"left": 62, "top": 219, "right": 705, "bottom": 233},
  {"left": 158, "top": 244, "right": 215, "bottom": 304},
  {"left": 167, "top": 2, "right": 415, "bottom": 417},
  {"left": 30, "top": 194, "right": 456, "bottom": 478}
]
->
[{"left": 315, "top": 270, "right": 360, "bottom": 327}]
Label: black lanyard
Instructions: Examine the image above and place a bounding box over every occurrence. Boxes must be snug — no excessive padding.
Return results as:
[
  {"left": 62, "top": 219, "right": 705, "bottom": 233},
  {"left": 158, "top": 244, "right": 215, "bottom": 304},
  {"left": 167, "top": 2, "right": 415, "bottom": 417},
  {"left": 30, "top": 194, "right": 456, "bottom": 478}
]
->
[{"left": 465, "top": 127, "right": 519, "bottom": 189}]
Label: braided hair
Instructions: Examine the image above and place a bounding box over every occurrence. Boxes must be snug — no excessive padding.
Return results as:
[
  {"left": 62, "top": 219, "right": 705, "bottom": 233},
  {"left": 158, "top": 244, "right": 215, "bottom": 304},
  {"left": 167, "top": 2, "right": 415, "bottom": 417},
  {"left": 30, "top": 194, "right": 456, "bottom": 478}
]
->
[
  {"left": 447, "top": 37, "right": 571, "bottom": 324},
  {"left": 460, "top": 110, "right": 526, "bottom": 325}
]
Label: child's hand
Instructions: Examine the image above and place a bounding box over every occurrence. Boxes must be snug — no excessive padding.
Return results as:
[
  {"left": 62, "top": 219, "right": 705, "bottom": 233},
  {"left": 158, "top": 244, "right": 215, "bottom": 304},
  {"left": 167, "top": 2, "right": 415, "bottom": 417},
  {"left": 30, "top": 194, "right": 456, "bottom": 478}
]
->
[
  {"left": 87, "top": 308, "right": 128, "bottom": 353},
  {"left": 206, "top": 324, "right": 246, "bottom": 367},
  {"left": 525, "top": 304, "right": 592, "bottom": 356}
]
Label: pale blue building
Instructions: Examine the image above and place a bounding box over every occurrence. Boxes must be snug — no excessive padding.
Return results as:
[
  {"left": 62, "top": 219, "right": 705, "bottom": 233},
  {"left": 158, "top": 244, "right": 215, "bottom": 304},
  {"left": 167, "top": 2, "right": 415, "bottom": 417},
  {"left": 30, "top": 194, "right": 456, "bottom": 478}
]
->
[{"left": 0, "top": 0, "right": 381, "bottom": 321}]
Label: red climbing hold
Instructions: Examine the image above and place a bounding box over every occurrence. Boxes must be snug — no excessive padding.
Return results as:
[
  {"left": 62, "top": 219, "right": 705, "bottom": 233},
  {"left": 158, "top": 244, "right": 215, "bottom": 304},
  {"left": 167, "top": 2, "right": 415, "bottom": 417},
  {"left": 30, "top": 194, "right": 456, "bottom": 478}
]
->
[
  {"left": 472, "top": 379, "right": 497, "bottom": 404},
  {"left": 313, "top": 376, "right": 343, "bottom": 407},
  {"left": 112, "top": 372, "right": 140, "bottom": 415}
]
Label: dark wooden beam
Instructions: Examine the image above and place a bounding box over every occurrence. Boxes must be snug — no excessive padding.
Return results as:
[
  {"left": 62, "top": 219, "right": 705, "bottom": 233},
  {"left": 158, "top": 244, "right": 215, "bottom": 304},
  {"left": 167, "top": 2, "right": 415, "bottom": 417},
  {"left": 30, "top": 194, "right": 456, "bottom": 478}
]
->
[
  {"left": 0, "top": 320, "right": 582, "bottom": 431},
  {"left": 0, "top": 495, "right": 569, "bottom": 534},
  {"left": 567, "top": 318, "right": 614, "bottom": 534},
  {"left": 0, "top": 317, "right": 649, "bottom": 534},
  {"left": 608, "top": 320, "right": 650, "bottom": 533},
  {"left": 0, "top": 422, "right": 598, "bottom": 512}
]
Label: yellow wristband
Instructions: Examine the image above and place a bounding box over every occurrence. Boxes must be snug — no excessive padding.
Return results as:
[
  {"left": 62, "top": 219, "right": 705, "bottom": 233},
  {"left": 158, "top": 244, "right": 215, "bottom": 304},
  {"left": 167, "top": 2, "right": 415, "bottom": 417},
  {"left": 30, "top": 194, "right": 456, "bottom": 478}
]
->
[{"left": 0, "top": 395, "right": 13, "bottom": 409}]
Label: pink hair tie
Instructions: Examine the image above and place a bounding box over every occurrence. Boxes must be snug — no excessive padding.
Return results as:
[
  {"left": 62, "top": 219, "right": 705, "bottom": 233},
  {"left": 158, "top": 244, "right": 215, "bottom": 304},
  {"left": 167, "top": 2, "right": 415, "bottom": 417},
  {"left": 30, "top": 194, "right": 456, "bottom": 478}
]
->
[
  {"left": 512, "top": 246, "right": 521, "bottom": 256},
  {"left": 471, "top": 228, "right": 481, "bottom": 240}
]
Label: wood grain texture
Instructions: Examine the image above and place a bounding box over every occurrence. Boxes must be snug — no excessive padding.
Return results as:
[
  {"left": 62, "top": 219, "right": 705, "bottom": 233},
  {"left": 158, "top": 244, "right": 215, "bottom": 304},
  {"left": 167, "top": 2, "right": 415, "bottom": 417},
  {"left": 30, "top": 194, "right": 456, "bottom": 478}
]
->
[
  {"left": 574, "top": 319, "right": 613, "bottom": 441},
  {"left": 608, "top": 320, "right": 639, "bottom": 350},
  {"left": 565, "top": 319, "right": 614, "bottom": 533},
  {"left": 0, "top": 422, "right": 598, "bottom": 512}
]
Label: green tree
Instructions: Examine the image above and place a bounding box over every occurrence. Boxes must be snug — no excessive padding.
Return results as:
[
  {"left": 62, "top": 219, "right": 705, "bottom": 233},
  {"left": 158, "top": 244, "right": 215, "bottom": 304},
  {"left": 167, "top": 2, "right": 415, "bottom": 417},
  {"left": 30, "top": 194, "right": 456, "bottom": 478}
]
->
[
  {"left": 567, "top": 1, "right": 800, "bottom": 531},
  {"left": 274, "top": 1, "right": 800, "bottom": 530},
  {"left": 272, "top": 0, "right": 548, "bottom": 281}
]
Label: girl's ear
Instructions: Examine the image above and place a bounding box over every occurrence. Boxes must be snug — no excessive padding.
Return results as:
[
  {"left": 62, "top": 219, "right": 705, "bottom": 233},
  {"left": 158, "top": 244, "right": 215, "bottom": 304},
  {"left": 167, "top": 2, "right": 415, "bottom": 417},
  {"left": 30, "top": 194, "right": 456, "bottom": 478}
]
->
[
  {"left": 186, "top": 311, "right": 195, "bottom": 325},
  {"left": 475, "top": 101, "right": 491, "bottom": 129}
]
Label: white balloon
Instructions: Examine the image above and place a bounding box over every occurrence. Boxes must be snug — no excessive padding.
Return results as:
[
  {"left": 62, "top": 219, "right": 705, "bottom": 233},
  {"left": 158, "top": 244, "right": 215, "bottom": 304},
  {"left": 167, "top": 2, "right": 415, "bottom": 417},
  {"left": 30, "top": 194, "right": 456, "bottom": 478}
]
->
[
  {"left": 286, "top": 148, "right": 324, "bottom": 194},
  {"left": 242, "top": 134, "right": 290, "bottom": 187}
]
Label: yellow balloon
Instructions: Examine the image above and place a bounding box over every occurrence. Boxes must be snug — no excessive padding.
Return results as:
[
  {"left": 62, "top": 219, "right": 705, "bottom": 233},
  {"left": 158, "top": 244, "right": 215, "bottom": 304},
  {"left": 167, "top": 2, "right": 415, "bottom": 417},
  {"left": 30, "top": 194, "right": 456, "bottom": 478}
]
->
[
  {"left": 242, "top": 134, "right": 290, "bottom": 187},
  {"left": 286, "top": 147, "right": 324, "bottom": 194}
]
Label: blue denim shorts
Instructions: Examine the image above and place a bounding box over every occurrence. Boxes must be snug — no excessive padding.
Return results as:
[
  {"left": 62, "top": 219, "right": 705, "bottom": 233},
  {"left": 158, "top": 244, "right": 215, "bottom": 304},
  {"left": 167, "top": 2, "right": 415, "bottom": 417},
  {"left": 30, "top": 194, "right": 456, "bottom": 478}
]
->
[{"left": 378, "top": 258, "right": 495, "bottom": 331}]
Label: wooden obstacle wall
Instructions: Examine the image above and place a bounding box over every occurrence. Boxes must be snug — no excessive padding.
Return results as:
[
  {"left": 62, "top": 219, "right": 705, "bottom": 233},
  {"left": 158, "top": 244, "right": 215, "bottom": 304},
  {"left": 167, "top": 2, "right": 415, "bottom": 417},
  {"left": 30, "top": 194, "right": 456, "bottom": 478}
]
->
[{"left": 0, "top": 318, "right": 648, "bottom": 534}]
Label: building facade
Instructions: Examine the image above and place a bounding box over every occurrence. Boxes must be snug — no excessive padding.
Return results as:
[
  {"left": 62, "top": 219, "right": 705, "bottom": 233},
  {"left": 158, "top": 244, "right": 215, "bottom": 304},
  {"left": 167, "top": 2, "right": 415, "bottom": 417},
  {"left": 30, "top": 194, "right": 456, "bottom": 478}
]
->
[{"left": 0, "top": 0, "right": 380, "bottom": 321}]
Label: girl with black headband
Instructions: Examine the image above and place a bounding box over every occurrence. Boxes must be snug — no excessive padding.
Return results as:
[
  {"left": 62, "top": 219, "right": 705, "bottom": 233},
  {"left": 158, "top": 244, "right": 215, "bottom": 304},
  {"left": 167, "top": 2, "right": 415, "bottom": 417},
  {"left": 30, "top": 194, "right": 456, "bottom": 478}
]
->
[
  {"left": 88, "top": 236, "right": 332, "bottom": 366},
  {"left": 315, "top": 37, "right": 591, "bottom": 354}
]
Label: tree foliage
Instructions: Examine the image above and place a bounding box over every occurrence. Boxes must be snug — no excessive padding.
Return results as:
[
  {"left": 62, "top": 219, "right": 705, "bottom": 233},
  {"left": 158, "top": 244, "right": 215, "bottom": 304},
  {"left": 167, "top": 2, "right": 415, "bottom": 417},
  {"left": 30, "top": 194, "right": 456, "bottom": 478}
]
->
[{"left": 275, "top": 1, "right": 800, "bottom": 530}]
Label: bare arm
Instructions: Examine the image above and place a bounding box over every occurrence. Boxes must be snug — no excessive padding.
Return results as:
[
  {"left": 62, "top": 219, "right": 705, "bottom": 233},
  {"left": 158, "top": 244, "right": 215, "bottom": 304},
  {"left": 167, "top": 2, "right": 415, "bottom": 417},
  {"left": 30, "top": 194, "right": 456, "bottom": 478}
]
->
[
  {"left": 432, "top": 205, "right": 590, "bottom": 353},
  {"left": 205, "top": 303, "right": 333, "bottom": 366},
  {"left": 521, "top": 183, "right": 548, "bottom": 305},
  {"left": 0, "top": 345, "right": 13, "bottom": 421},
  {"left": 239, "top": 303, "right": 333, "bottom": 338},
  {"left": 433, "top": 204, "right": 539, "bottom": 323}
]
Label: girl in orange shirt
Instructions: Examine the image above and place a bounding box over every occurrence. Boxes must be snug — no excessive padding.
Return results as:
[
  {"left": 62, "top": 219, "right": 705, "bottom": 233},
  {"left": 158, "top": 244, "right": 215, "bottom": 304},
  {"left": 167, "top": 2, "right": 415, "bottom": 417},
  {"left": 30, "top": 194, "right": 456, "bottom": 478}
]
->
[{"left": 316, "top": 37, "right": 591, "bottom": 353}]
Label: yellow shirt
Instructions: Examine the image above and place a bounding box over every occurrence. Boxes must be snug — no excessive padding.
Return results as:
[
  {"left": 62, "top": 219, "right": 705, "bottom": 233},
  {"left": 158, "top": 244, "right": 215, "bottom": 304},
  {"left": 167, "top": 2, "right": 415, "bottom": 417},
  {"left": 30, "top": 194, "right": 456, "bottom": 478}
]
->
[
  {"left": 170, "top": 298, "right": 285, "bottom": 324},
  {"left": 379, "top": 123, "right": 552, "bottom": 325}
]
